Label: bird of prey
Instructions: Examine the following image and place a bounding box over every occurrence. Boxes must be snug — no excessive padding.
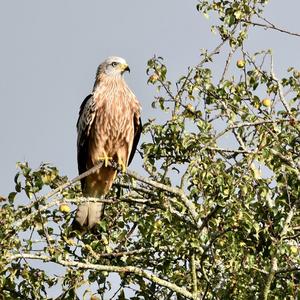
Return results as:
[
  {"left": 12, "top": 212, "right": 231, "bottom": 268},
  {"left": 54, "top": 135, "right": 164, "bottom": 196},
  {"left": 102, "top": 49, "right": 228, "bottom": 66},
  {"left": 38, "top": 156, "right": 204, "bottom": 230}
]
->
[{"left": 73, "top": 56, "right": 142, "bottom": 229}]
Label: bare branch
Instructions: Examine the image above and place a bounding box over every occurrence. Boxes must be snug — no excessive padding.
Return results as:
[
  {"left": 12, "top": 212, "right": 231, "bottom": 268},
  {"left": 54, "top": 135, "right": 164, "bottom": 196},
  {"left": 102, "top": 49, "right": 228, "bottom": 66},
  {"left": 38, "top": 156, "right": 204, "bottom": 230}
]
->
[
  {"left": 241, "top": 17, "right": 300, "bottom": 38},
  {"left": 215, "top": 119, "right": 291, "bottom": 140},
  {"left": 220, "top": 47, "right": 237, "bottom": 82},
  {"left": 270, "top": 55, "right": 292, "bottom": 116}
]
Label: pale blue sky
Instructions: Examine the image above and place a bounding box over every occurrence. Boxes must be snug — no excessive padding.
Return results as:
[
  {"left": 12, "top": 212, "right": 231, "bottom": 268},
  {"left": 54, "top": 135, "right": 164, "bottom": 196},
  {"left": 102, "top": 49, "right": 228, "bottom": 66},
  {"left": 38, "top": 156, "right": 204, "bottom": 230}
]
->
[
  {"left": 0, "top": 1, "right": 299, "bottom": 195},
  {"left": 0, "top": 1, "right": 299, "bottom": 298}
]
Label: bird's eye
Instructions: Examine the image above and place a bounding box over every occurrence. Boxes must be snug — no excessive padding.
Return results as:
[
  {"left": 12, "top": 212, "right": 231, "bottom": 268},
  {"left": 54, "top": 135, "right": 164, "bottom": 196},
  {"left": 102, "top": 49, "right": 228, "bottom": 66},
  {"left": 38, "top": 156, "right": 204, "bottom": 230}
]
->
[{"left": 111, "top": 62, "right": 118, "bottom": 67}]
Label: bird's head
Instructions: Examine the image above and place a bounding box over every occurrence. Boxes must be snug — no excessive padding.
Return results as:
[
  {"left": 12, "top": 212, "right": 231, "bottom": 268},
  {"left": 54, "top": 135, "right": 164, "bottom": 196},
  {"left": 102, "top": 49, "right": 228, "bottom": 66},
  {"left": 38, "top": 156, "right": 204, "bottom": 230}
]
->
[{"left": 98, "top": 56, "right": 130, "bottom": 78}]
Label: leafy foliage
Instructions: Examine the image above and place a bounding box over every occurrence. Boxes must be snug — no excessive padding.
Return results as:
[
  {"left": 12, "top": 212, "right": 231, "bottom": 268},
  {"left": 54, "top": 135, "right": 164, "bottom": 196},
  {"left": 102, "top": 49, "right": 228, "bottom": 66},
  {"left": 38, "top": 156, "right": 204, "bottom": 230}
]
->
[{"left": 1, "top": 1, "right": 300, "bottom": 299}]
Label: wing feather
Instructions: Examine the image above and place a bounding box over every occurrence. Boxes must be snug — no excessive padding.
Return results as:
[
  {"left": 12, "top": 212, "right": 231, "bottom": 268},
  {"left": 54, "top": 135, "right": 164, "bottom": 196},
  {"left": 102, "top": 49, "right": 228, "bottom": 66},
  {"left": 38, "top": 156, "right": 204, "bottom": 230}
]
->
[
  {"left": 128, "top": 115, "right": 142, "bottom": 166},
  {"left": 77, "top": 94, "right": 96, "bottom": 180}
]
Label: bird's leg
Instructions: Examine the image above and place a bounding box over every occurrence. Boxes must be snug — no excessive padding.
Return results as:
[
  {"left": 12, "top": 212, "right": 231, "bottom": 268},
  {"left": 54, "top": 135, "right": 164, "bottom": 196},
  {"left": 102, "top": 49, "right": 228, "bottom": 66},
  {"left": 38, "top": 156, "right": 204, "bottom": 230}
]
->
[
  {"left": 118, "top": 157, "right": 132, "bottom": 193},
  {"left": 118, "top": 157, "right": 127, "bottom": 173},
  {"left": 98, "top": 152, "right": 113, "bottom": 167}
]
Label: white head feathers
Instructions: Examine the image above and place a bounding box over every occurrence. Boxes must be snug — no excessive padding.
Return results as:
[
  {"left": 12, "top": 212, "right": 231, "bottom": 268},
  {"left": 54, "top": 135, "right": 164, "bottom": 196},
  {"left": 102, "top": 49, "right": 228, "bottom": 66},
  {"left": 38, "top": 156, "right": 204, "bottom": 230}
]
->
[{"left": 97, "top": 56, "right": 130, "bottom": 78}]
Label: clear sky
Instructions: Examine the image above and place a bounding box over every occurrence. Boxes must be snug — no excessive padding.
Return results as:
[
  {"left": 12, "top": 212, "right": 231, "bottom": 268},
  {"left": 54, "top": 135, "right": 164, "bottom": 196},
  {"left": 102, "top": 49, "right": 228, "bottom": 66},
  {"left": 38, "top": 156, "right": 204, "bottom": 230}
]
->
[
  {"left": 0, "top": 1, "right": 299, "bottom": 195},
  {"left": 0, "top": 1, "right": 299, "bottom": 298}
]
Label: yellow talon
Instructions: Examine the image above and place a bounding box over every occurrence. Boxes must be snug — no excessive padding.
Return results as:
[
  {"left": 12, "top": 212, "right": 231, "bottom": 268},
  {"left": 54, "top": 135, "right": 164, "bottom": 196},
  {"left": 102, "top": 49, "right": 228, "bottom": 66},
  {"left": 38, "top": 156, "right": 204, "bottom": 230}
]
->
[
  {"left": 98, "top": 155, "right": 113, "bottom": 167},
  {"left": 118, "top": 159, "right": 127, "bottom": 173}
]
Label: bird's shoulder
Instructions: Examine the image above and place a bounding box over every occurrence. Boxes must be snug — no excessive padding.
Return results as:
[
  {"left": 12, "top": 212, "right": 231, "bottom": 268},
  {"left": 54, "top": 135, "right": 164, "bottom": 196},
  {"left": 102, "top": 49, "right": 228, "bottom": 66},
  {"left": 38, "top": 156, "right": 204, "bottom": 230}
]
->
[
  {"left": 77, "top": 94, "right": 99, "bottom": 141},
  {"left": 122, "top": 85, "right": 142, "bottom": 113}
]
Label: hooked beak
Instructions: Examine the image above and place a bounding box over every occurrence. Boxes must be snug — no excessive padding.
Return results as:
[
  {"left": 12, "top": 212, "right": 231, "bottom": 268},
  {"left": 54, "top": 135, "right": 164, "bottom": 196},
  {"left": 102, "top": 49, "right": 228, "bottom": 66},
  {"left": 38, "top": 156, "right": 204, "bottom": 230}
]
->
[{"left": 120, "top": 63, "right": 130, "bottom": 74}]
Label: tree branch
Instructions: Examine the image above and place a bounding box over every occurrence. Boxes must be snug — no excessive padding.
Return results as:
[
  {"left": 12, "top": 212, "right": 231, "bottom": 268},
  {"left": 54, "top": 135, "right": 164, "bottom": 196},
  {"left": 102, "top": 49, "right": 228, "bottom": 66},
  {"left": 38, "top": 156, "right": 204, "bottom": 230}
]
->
[
  {"left": 270, "top": 55, "right": 292, "bottom": 116},
  {"left": 215, "top": 119, "right": 291, "bottom": 140},
  {"left": 241, "top": 18, "right": 300, "bottom": 38},
  {"left": 191, "top": 253, "right": 198, "bottom": 297},
  {"left": 6, "top": 253, "right": 196, "bottom": 299},
  {"left": 262, "top": 204, "right": 296, "bottom": 299},
  {"left": 18, "top": 160, "right": 200, "bottom": 229},
  {"left": 126, "top": 169, "right": 200, "bottom": 225}
]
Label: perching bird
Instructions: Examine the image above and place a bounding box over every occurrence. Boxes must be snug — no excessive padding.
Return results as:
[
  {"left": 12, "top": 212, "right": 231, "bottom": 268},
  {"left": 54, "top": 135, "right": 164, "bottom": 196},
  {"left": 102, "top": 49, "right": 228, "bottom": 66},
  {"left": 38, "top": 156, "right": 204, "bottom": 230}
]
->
[{"left": 73, "top": 56, "right": 142, "bottom": 229}]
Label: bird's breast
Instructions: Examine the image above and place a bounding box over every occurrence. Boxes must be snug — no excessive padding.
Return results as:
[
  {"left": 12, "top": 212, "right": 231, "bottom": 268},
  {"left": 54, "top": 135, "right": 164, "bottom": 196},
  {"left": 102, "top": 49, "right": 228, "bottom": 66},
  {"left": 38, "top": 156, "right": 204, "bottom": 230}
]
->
[{"left": 94, "top": 91, "right": 134, "bottom": 151}]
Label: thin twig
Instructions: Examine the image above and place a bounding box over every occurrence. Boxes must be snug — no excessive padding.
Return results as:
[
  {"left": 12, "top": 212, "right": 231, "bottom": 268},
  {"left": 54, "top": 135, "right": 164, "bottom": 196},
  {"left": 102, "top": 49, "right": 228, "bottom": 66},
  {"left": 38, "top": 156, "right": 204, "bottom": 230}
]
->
[
  {"left": 220, "top": 48, "right": 237, "bottom": 82},
  {"left": 26, "top": 161, "right": 105, "bottom": 211},
  {"left": 126, "top": 169, "right": 200, "bottom": 225},
  {"left": 176, "top": 26, "right": 238, "bottom": 99},
  {"left": 241, "top": 17, "right": 300, "bottom": 38},
  {"left": 191, "top": 253, "right": 198, "bottom": 297},
  {"left": 270, "top": 54, "right": 292, "bottom": 116}
]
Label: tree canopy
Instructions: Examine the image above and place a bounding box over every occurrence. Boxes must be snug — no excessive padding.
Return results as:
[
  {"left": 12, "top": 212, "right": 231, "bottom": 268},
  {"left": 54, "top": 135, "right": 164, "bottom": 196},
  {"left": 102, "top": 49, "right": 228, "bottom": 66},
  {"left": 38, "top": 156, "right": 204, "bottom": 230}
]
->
[{"left": 1, "top": 1, "right": 300, "bottom": 299}]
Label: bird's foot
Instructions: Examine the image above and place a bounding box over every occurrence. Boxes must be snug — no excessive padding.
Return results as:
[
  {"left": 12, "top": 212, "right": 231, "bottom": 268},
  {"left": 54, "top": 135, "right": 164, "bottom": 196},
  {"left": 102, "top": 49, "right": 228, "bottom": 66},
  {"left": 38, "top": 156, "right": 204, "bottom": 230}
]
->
[
  {"left": 118, "top": 159, "right": 127, "bottom": 173},
  {"left": 98, "top": 155, "right": 113, "bottom": 167}
]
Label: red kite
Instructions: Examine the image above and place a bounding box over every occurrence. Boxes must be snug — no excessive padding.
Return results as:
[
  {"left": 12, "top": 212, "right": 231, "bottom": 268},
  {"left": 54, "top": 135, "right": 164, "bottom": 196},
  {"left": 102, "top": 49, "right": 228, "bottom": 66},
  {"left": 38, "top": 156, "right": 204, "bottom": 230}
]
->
[{"left": 74, "top": 56, "right": 142, "bottom": 229}]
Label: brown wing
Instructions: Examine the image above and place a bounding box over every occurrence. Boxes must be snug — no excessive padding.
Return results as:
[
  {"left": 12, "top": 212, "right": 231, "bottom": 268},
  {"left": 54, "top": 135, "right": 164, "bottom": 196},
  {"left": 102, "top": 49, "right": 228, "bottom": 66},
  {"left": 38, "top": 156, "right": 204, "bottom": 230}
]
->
[
  {"left": 128, "top": 115, "right": 142, "bottom": 166},
  {"left": 77, "top": 94, "right": 97, "bottom": 190}
]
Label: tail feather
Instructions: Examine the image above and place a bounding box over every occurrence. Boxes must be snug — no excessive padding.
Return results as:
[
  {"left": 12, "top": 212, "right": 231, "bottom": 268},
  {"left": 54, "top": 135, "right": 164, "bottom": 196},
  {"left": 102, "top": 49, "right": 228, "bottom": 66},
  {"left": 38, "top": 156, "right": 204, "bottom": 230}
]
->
[
  {"left": 72, "top": 167, "right": 116, "bottom": 230},
  {"left": 72, "top": 202, "right": 104, "bottom": 230}
]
